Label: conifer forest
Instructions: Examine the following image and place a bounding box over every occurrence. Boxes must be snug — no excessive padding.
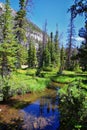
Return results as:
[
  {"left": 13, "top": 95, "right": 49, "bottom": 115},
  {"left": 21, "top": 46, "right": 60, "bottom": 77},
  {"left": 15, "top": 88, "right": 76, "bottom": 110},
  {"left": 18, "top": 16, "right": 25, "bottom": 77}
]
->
[{"left": 0, "top": 0, "right": 87, "bottom": 130}]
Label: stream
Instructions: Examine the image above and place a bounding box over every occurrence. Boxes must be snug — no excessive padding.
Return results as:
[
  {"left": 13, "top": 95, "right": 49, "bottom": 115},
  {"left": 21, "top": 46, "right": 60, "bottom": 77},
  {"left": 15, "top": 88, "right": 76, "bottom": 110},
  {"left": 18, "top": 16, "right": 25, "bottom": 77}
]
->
[{"left": 20, "top": 88, "right": 60, "bottom": 130}]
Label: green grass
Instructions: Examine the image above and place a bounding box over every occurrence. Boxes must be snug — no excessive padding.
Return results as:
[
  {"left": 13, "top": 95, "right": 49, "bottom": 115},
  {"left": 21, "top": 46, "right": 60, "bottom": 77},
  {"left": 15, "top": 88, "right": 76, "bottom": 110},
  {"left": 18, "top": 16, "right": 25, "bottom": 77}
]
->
[
  {"left": 52, "top": 70, "right": 87, "bottom": 84},
  {"left": 7, "top": 68, "right": 58, "bottom": 95},
  {"left": 52, "top": 75, "right": 76, "bottom": 83},
  {"left": 9, "top": 74, "right": 48, "bottom": 94},
  {"left": 63, "top": 70, "right": 76, "bottom": 75},
  {"left": 0, "top": 69, "right": 87, "bottom": 98}
]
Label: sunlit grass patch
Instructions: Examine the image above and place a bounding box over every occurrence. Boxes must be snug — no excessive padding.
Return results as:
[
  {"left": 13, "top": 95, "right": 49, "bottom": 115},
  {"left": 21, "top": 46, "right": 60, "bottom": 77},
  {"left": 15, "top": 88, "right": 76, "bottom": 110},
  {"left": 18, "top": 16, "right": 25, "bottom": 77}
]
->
[
  {"left": 52, "top": 71, "right": 87, "bottom": 84},
  {"left": 26, "top": 69, "right": 37, "bottom": 76},
  {"left": 52, "top": 75, "right": 76, "bottom": 84},
  {"left": 17, "top": 69, "right": 27, "bottom": 74},
  {"left": 63, "top": 70, "right": 76, "bottom": 75},
  {"left": 8, "top": 68, "right": 54, "bottom": 95}
]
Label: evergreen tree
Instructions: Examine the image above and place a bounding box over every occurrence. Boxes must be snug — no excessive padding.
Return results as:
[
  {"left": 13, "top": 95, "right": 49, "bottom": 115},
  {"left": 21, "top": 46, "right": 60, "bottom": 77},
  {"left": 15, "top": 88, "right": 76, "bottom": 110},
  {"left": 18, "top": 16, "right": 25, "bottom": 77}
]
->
[
  {"left": 28, "top": 39, "right": 37, "bottom": 68},
  {"left": 66, "top": 9, "right": 76, "bottom": 70},
  {"left": 54, "top": 27, "right": 60, "bottom": 67},
  {"left": 77, "top": 21, "right": 87, "bottom": 71},
  {"left": 50, "top": 41, "right": 55, "bottom": 66},
  {"left": 78, "top": 41, "right": 87, "bottom": 71},
  {"left": 49, "top": 32, "right": 56, "bottom": 66},
  {"left": 14, "top": 0, "right": 27, "bottom": 68},
  {"left": 70, "top": 0, "right": 87, "bottom": 71},
  {"left": 50, "top": 32, "right": 53, "bottom": 43},
  {"left": 37, "top": 42, "right": 42, "bottom": 68},
  {"left": 49, "top": 31, "right": 60, "bottom": 67},
  {"left": 15, "top": 0, "right": 26, "bottom": 44},
  {"left": 71, "top": 48, "right": 79, "bottom": 71},
  {"left": 69, "top": 0, "right": 87, "bottom": 19},
  {"left": 16, "top": 44, "right": 28, "bottom": 66},
  {"left": 0, "top": 0, "right": 18, "bottom": 77},
  {"left": 38, "top": 20, "right": 47, "bottom": 68},
  {"left": 43, "top": 42, "right": 51, "bottom": 67},
  {"left": 0, "top": 9, "right": 4, "bottom": 43},
  {"left": 59, "top": 45, "right": 65, "bottom": 74}
]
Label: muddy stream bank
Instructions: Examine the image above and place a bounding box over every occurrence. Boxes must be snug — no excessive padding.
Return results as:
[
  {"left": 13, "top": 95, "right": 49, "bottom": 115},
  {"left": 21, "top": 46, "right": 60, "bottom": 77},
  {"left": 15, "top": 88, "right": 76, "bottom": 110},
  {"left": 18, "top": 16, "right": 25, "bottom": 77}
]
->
[{"left": 0, "top": 82, "right": 62, "bottom": 130}]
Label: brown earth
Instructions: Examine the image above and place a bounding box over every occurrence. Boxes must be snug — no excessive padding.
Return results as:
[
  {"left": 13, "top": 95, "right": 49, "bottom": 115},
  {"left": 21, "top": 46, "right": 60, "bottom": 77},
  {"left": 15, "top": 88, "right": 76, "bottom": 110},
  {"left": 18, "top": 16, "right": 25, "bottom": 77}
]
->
[{"left": 0, "top": 89, "right": 55, "bottom": 125}]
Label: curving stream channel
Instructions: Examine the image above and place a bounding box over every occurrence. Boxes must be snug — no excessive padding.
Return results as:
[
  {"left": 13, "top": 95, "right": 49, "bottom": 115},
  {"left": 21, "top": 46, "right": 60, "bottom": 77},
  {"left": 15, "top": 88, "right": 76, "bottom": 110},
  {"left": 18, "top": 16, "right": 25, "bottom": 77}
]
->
[{"left": 20, "top": 88, "right": 60, "bottom": 130}]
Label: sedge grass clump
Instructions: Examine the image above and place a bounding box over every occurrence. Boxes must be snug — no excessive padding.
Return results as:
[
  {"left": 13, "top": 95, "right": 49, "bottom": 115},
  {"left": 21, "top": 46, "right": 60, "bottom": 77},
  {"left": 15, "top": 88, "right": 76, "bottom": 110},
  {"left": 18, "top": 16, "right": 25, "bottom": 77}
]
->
[
  {"left": 0, "top": 68, "right": 57, "bottom": 99},
  {"left": 52, "top": 70, "right": 86, "bottom": 84},
  {"left": 52, "top": 75, "right": 75, "bottom": 84},
  {"left": 28, "top": 77, "right": 50, "bottom": 92},
  {"left": 26, "top": 69, "right": 36, "bottom": 76},
  {"left": 42, "top": 66, "right": 53, "bottom": 72},
  {"left": 8, "top": 70, "right": 51, "bottom": 94}
]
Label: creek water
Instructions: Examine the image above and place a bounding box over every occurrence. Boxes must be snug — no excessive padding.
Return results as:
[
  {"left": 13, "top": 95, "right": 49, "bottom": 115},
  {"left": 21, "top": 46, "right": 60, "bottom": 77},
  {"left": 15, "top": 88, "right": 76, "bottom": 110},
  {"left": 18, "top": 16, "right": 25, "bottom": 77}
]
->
[{"left": 21, "top": 88, "right": 60, "bottom": 130}]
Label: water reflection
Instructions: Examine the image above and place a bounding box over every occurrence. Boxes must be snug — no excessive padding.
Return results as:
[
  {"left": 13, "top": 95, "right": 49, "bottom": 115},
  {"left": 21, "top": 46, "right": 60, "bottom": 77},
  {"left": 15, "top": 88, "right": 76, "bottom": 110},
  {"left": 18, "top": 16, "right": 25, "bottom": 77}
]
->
[{"left": 21, "top": 91, "right": 60, "bottom": 130}]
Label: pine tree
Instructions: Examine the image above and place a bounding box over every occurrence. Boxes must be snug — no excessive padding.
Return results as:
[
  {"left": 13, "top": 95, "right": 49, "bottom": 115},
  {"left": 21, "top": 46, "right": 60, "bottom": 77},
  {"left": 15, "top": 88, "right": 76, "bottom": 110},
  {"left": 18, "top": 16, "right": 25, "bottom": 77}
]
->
[
  {"left": 70, "top": 0, "right": 87, "bottom": 71},
  {"left": 15, "top": 0, "right": 26, "bottom": 44},
  {"left": 54, "top": 27, "right": 60, "bottom": 67},
  {"left": 43, "top": 42, "right": 51, "bottom": 67},
  {"left": 38, "top": 20, "right": 47, "bottom": 68},
  {"left": 0, "top": 9, "right": 4, "bottom": 43},
  {"left": 78, "top": 41, "right": 87, "bottom": 71},
  {"left": 78, "top": 21, "right": 87, "bottom": 71},
  {"left": 71, "top": 48, "right": 79, "bottom": 71},
  {"left": 59, "top": 45, "right": 65, "bottom": 74},
  {"left": 37, "top": 42, "right": 43, "bottom": 68},
  {"left": 14, "top": 0, "right": 27, "bottom": 68},
  {"left": 49, "top": 32, "right": 55, "bottom": 66},
  {"left": 0, "top": 0, "right": 18, "bottom": 77},
  {"left": 16, "top": 44, "right": 28, "bottom": 66},
  {"left": 66, "top": 9, "right": 76, "bottom": 70},
  {"left": 28, "top": 39, "right": 37, "bottom": 68},
  {"left": 69, "top": 0, "right": 87, "bottom": 19}
]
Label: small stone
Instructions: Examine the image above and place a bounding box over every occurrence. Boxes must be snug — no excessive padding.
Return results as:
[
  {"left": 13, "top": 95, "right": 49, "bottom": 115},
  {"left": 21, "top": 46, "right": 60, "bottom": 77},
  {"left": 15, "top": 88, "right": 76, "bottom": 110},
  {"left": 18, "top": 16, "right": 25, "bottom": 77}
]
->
[{"left": 33, "top": 122, "right": 38, "bottom": 129}]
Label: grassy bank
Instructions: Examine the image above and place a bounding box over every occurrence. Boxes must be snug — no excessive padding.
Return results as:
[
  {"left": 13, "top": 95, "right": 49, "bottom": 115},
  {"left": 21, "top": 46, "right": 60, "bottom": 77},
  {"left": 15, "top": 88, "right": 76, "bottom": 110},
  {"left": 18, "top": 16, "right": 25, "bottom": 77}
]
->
[
  {"left": 4, "top": 67, "right": 58, "bottom": 96},
  {"left": 51, "top": 70, "right": 87, "bottom": 85},
  {"left": 0, "top": 69, "right": 87, "bottom": 100}
]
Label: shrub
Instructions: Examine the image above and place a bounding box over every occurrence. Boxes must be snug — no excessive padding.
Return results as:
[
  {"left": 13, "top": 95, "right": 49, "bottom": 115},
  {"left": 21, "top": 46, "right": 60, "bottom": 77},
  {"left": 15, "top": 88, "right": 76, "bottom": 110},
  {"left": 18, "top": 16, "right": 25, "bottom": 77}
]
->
[
  {"left": 1, "top": 77, "right": 11, "bottom": 101},
  {"left": 59, "top": 80, "right": 87, "bottom": 130}
]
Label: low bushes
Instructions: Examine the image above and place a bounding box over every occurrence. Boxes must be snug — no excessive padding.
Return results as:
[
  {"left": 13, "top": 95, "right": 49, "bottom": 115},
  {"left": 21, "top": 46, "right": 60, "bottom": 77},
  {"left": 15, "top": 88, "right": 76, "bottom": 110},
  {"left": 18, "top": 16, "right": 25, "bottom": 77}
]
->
[{"left": 59, "top": 80, "right": 87, "bottom": 130}]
